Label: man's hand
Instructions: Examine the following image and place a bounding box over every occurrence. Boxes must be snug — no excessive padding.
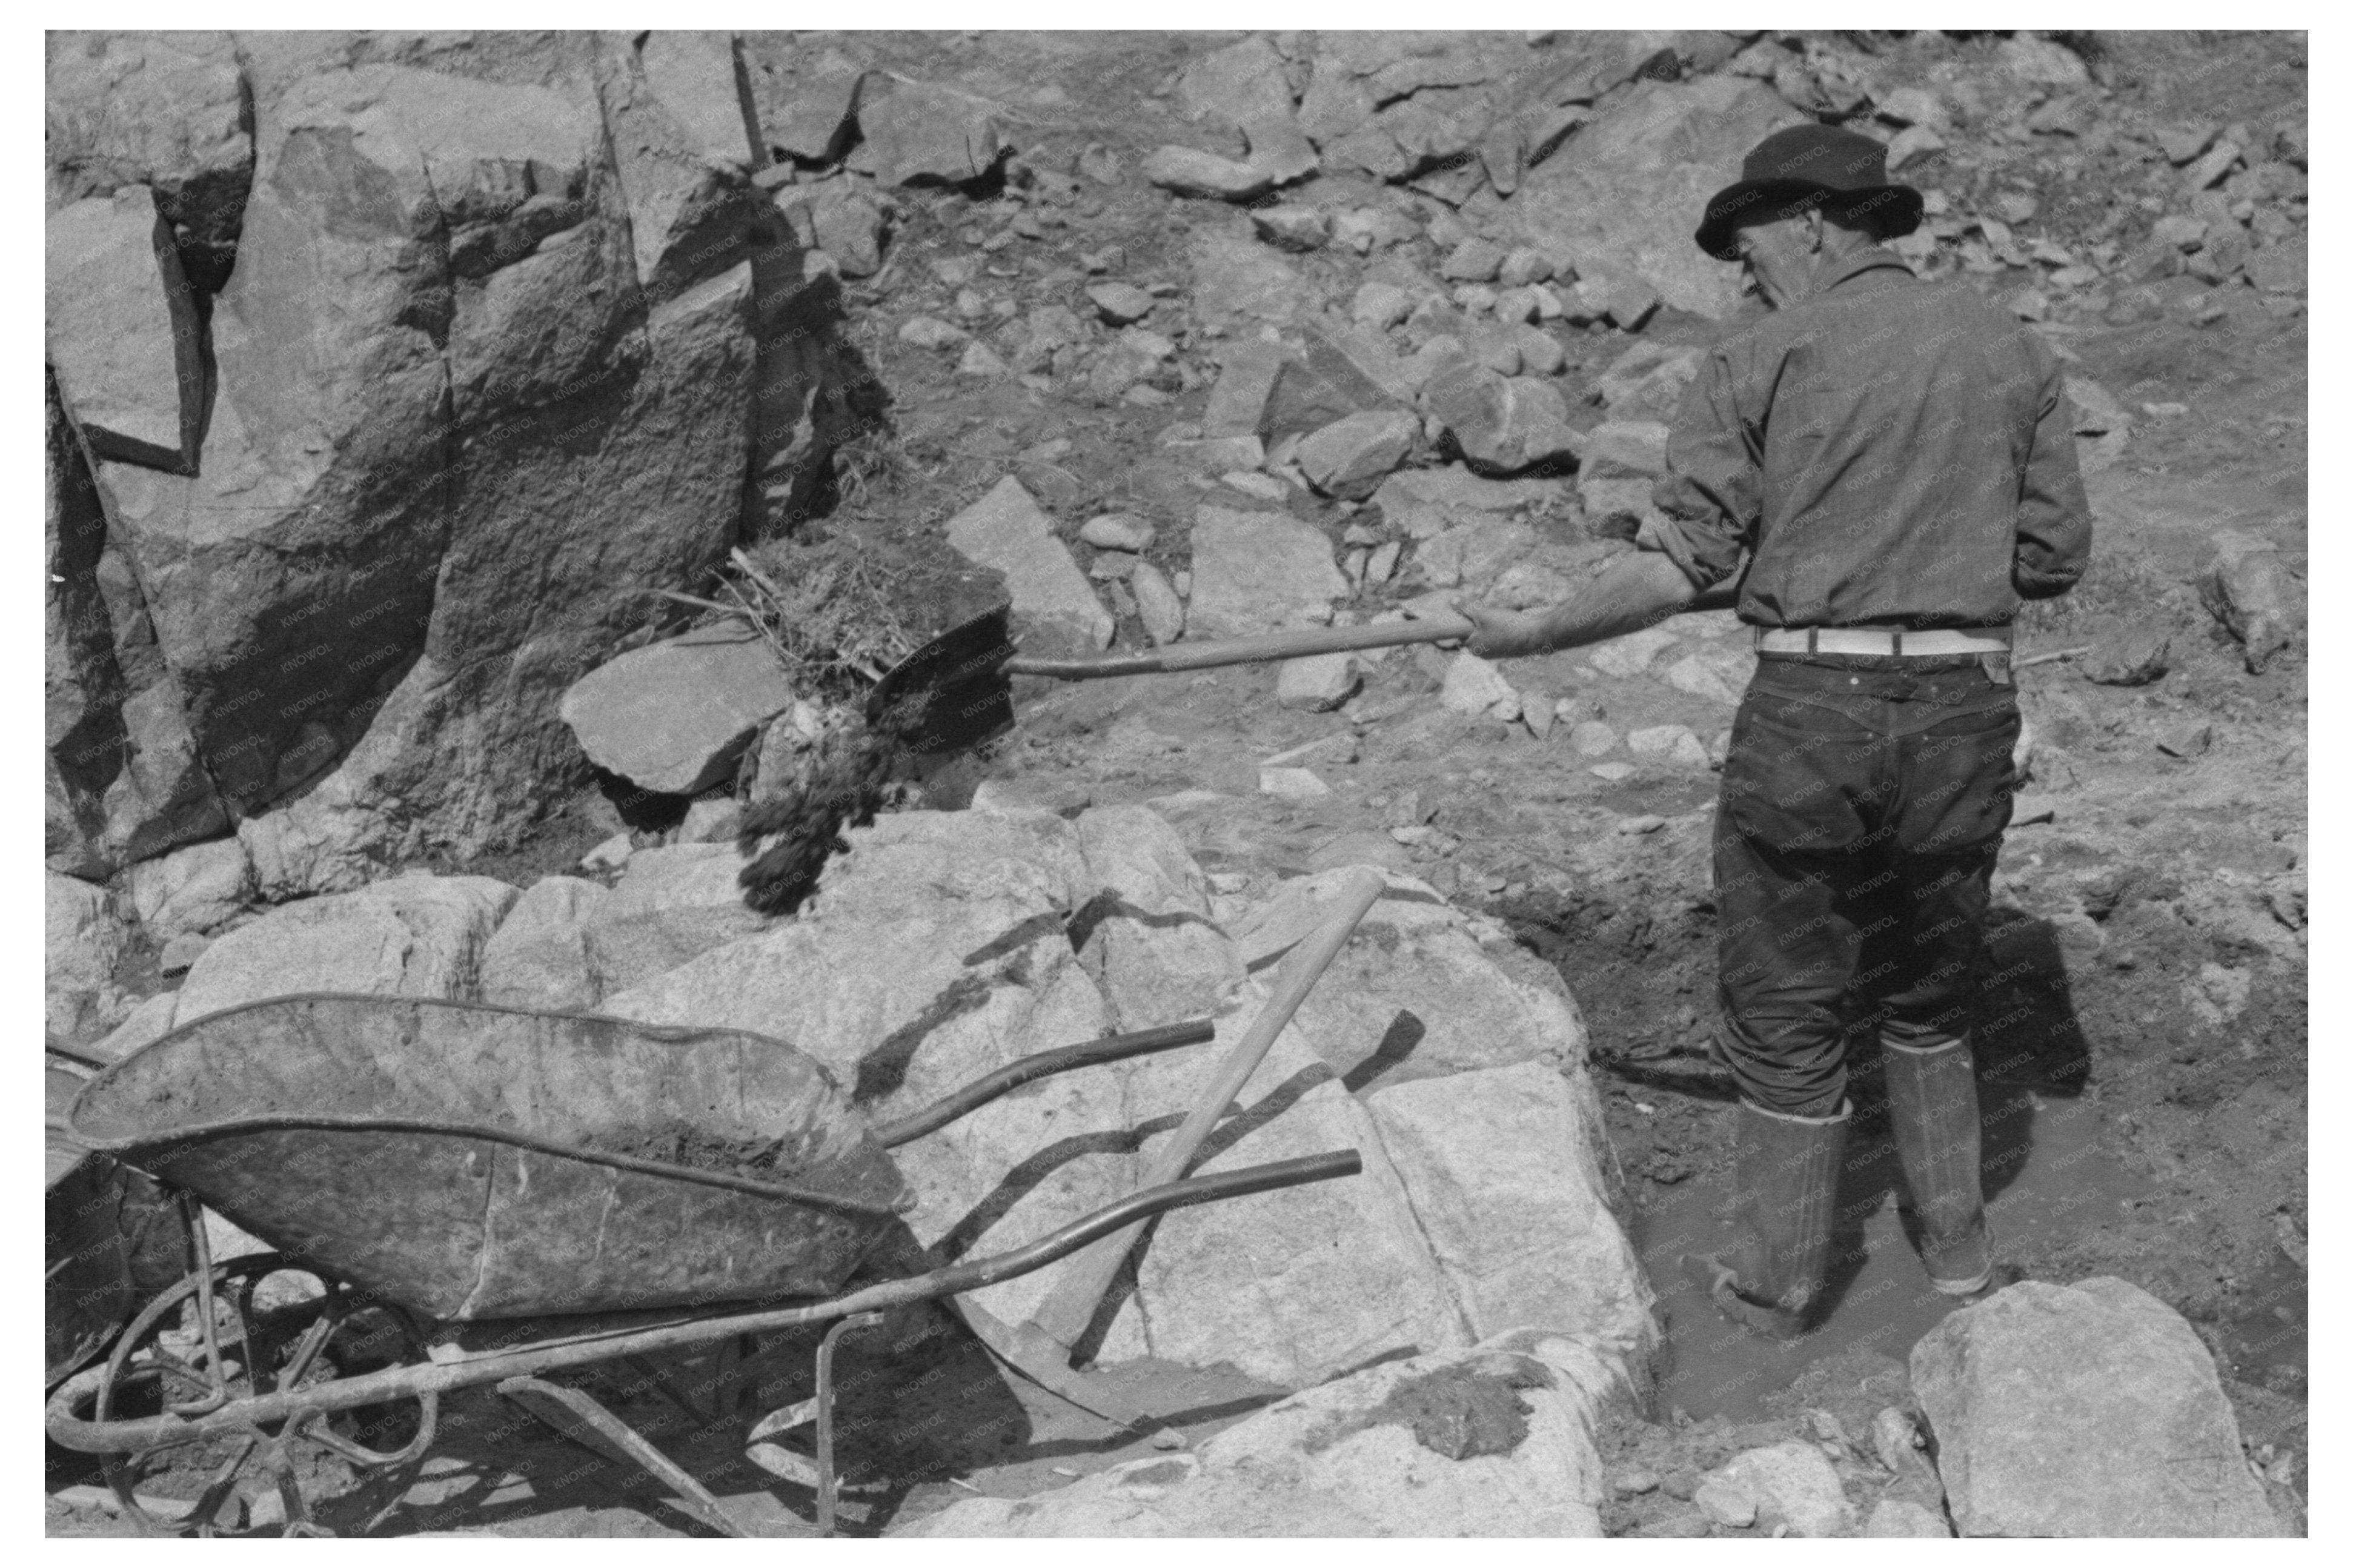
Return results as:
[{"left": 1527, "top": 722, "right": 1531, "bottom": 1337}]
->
[{"left": 1451, "top": 597, "right": 1551, "bottom": 660}]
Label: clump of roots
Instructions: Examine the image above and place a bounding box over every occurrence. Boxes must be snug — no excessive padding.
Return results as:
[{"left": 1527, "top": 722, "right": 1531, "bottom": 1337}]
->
[{"left": 734, "top": 698, "right": 919, "bottom": 917}]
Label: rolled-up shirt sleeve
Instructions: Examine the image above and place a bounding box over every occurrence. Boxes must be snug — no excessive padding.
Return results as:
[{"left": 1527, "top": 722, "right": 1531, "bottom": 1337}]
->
[
  {"left": 2013, "top": 351, "right": 2093, "bottom": 599},
  {"left": 1645, "top": 345, "right": 1760, "bottom": 592}
]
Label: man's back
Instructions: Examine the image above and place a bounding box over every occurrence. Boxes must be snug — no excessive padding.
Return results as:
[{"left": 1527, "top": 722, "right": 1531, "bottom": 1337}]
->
[{"left": 1652, "top": 251, "right": 2090, "bottom": 629}]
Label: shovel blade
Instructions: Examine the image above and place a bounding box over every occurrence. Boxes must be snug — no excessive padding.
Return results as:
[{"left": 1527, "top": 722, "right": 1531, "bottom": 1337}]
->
[{"left": 869, "top": 604, "right": 1018, "bottom": 756}]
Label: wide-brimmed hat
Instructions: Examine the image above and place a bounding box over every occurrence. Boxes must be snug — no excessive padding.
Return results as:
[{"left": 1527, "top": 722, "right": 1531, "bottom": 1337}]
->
[{"left": 1693, "top": 123, "right": 1924, "bottom": 260}]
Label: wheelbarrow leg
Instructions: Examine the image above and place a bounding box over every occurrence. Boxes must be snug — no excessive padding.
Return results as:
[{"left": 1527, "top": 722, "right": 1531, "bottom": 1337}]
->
[
  {"left": 497, "top": 1375, "right": 748, "bottom": 1540},
  {"left": 743, "top": 1312, "right": 887, "bottom": 1537}
]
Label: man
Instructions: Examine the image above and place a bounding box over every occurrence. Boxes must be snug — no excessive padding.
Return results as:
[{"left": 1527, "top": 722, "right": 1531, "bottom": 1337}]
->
[{"left": 1456, "top": 123, "right": 2092, "bottom": 1339}]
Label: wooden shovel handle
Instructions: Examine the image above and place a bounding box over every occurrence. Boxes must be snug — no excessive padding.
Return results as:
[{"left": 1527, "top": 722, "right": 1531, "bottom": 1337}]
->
[
  {"left": 1005, "top": 616, "right": 1476, "bottom": 680},
  {"left": 1024, "top": 865, "right": 1390, "bottom": 1350},
  {"left": 1001, "top": 584, "right": 1741, "bottom": 683}
]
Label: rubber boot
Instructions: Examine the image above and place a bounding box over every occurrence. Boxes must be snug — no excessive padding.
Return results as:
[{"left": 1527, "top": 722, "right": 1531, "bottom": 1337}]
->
[
  {"left": 1682, "top": 1099, "right": 1848, "bottom": 1341},
  {"left": 1882, "top": 1034, "right": 1997, "bottom": 1297}
]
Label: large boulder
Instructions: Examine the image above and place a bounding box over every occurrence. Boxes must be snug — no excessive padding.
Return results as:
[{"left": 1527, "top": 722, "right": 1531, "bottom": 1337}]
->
[
  {"left": 47, "top": 872, "right": 128, "bottom": 1040},
  {"left": 602, "top": 813, "right": 1654, "bottom": 1398},
  {"left": 45, "top": 190, "right": 208, "bottom": 473},
  {"left": 1367, "top": 1063, "right": 1653, "bottom": 1363},
  {"left": 45, "top": 367, "right": 228, "bottom": 881},
  {"left": 124, "top": 837, "right": 254, "bottom": 939},
  {"left": 905, "top": 1332, "right": 1615, "bottom": 1536},
  {"left": 1510, "top": 77, "right": 1806, "bottom": 321},
  {"left": 477, "top": 874, "right": 609, "bottom": 1012},
  {"left": 1910, "top": 1277, "right": 2280, "bottom": 1538},
  {"left": 583, "top": 843, "right": 770, "bottom": 996},
  {"left": 1184, "top": 506, "right": 1350, "bottom": 637},
  {"left": 47, "top": 36, "right": 838, "bottom": 889},
  {"left": 850, "top": 75, "right": 1007, "bottom": 187},
  {"left": 1117, "top": 1023, "right": 1470, "bottom": 1386},
  {"left": 1422, "top": 363, "right": 1583, "bottom": 475},
  {"left": 598, "top": 809, "right": 1116, "bottom": 1333},
  {"left": 45, "top": 30, "right": 255, "bottom": 291},
  {"left": 1069, "top": 805, "right": 1244, "bottom": 1031},
  {"left": 173, "top": 872, "right": 520, "bottom": 1024}
]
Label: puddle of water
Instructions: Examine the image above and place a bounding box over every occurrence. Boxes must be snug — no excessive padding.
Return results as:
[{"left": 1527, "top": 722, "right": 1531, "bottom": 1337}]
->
[
  {"left": 2211, "top": 1247, "right": 2308, "bottom": 1396},
  {"left": 1630, "top": 1080, "right": 2152, "bottom": 1421}
]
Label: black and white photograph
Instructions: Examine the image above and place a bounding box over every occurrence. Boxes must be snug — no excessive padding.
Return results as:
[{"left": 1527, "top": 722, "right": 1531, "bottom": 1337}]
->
[{"left": 39, "top": 16, "right": 2314, "bottom": 1541}]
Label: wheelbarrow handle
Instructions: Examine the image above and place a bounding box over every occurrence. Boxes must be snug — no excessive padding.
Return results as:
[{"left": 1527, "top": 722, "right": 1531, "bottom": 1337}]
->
[{"left": 870, "top": 1017, "right": 1218, "bottom": 1148}]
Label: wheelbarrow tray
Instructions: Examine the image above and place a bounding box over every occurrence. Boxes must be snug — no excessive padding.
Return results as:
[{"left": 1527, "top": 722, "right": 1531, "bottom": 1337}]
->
[{"left": 69, "top": 995, "right": 914, "bottom": 1323}]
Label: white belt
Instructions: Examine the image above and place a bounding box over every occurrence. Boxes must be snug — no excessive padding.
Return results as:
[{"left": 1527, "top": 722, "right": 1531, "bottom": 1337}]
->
[{"left": 1753, "top": 625, "right": 2013, "bottom": 656}]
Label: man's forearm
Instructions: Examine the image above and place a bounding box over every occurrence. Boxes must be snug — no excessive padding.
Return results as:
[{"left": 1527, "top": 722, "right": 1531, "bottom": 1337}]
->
[{"left": 1533, "top": 550, "right": 1703, "bottom": 653}]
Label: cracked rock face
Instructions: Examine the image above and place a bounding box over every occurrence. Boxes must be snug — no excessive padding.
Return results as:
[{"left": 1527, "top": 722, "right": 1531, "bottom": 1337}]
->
[{"left": 44, "top": 33, "right": 856, "bottom": 886}]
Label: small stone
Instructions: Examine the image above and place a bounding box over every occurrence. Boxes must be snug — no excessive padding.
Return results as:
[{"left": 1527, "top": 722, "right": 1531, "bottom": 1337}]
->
[
  {"left": 680, "top": 797, "right": 739, "bottom": 843},
  {"left": 1251, "top": 205, "right": 1331, "bottom": 251},
  {"left": 1258, "top": 766, "right": 1332, "bottom": 799},
  {"left": 1694, "top": 1478, "right": 1757, "bottom": 1528},
  {"left": 1086, "top": 281, "right": 1156, "bottom": 324},
  {"left": 1439, "top": 652, "right": 1518, "bottom": 719},
  {"left": 1886, "top": 124, "right": 1948, "bottom": 176},
  {"left": 2151, "top": 214, "right": 2208, "bottom": 250},
  {"left": 2156, "top": 721, "right": 2212, "bottom": 759},
  {"left": 1090, "top": 550, "right": 1140, "bottom": 580},
  {"left": 1440, "top": 237, "right": 1507, "bottom": 282},
  {"left": 1711, "top": 1442, "right": 1854, "bottom": 1538},
  {"left": 2200, "top": 529, "right": 2297, "bottom": 673},
  {"left": 1568, "top": 721, "right": 1618, "bottom": 757},
  {"left": 1132, "top": 561, "right": 1187, "bottom": 645},
  {"left": 1295, "top": 410, "right": 1419, "bottom": 500},
  {"left": 158, "top": 932, "right": 213, "bottom": 976},
  {"left": 580, "top": 832, "right": 634, "bottom": 872},
  {"left": 1142, "top": 144, "right": 1280, "bottom": 201},
  {"left": 1590, "top": 762, "right": 1634, "bottom": 782},
  {"left": 2186, "top": 139, "right": 2243, "bottom": 192},
  {"left": 1628, "top": 724, "right": 1707, "bottom": 768},
  {"left": 1615, "top": 813, "right": 1665, "bottom": 834},
  {"left": 1520, "top": 688, "right": 1555, "bottom": 740},
  {"left": 2160, "top": 124, "right": 2220, "bottom": 165},
  {"left": 1352, "top": 281, "right": 1415, "bottom": 330},
  {"left": 1867, "top": 1500, "right": 1951, "bottom": 1537},
  {"left": 1079, "top": 142, "right": 1124, "bottom": 184},
  {"left": 1275, "top": 652, "right": 1361, "bottom": 713},
  {"left": 1612, "top": 1469, "right": 1662, "bottom": 1496},
  {"left": 1871, "top": 1407, "right": 1921, "bottom": 1472},
  {"left": 898, "top": 315, "right": 970, "bottom": 351},
  {"left": 2082, "top": 627, "right": 2171, "bottom": 686},
  {"left": 1496, "top": 246, "right": 1555, "bottom": 288},
  {"left": 956, "top": 340, "right": 1009, "bottom": 379},
  {"left": 1222, "top": 470, "right": 1291, "bottom": 502},
  {"left": 1079, "top": 513, "right": 1158, "bottom": 551},
  {"left": 1878, "top": 87, "right": 1949, "bottom": 130}
]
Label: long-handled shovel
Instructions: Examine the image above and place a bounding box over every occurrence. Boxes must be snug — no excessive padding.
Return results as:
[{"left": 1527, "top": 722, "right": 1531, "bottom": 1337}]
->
[{"left": 868, "top": 580, "right": 1742, "bottom": 756}]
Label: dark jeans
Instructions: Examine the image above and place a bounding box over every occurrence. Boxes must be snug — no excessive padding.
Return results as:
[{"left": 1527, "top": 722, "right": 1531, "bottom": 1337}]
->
[{"left": 1712, "top": 654, "right": 2020, "bottom": 1118}]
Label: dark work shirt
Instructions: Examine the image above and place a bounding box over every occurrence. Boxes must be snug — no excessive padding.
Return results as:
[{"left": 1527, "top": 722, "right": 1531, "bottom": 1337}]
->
[{"left": 1642, "top": 249, "right": 2092, "bottom": 629}]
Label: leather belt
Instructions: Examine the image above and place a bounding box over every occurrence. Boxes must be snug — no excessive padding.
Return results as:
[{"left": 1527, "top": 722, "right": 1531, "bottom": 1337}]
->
[{"left": 1753, "top": 625, "right": 2014, "bottom": 656}]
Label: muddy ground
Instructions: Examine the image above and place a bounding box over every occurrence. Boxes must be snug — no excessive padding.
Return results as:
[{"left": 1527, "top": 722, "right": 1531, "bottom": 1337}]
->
[{"left": 50, "top": 28, "right": 2305, "bottom": 1539}]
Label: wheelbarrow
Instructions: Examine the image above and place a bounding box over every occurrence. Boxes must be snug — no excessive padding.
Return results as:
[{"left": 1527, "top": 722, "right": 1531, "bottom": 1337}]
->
[{"left": 45, "top": 994, "right": 1361, "bottom": 1537}]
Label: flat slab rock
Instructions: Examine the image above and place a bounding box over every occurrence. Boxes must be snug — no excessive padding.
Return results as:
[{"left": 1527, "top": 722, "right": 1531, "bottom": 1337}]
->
[
  {"left": 903, "top": 1334, "right": 1617, "bottom": 1537},
  {"left": 944, "top": 475, "right": 1114, "bottom": 654},
  {"left": 559, "top": 625, "right": 795, "bottom": 797},
  {"left": 1910, "top": 1276, "right": 2282, "bottom": 1538}
]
